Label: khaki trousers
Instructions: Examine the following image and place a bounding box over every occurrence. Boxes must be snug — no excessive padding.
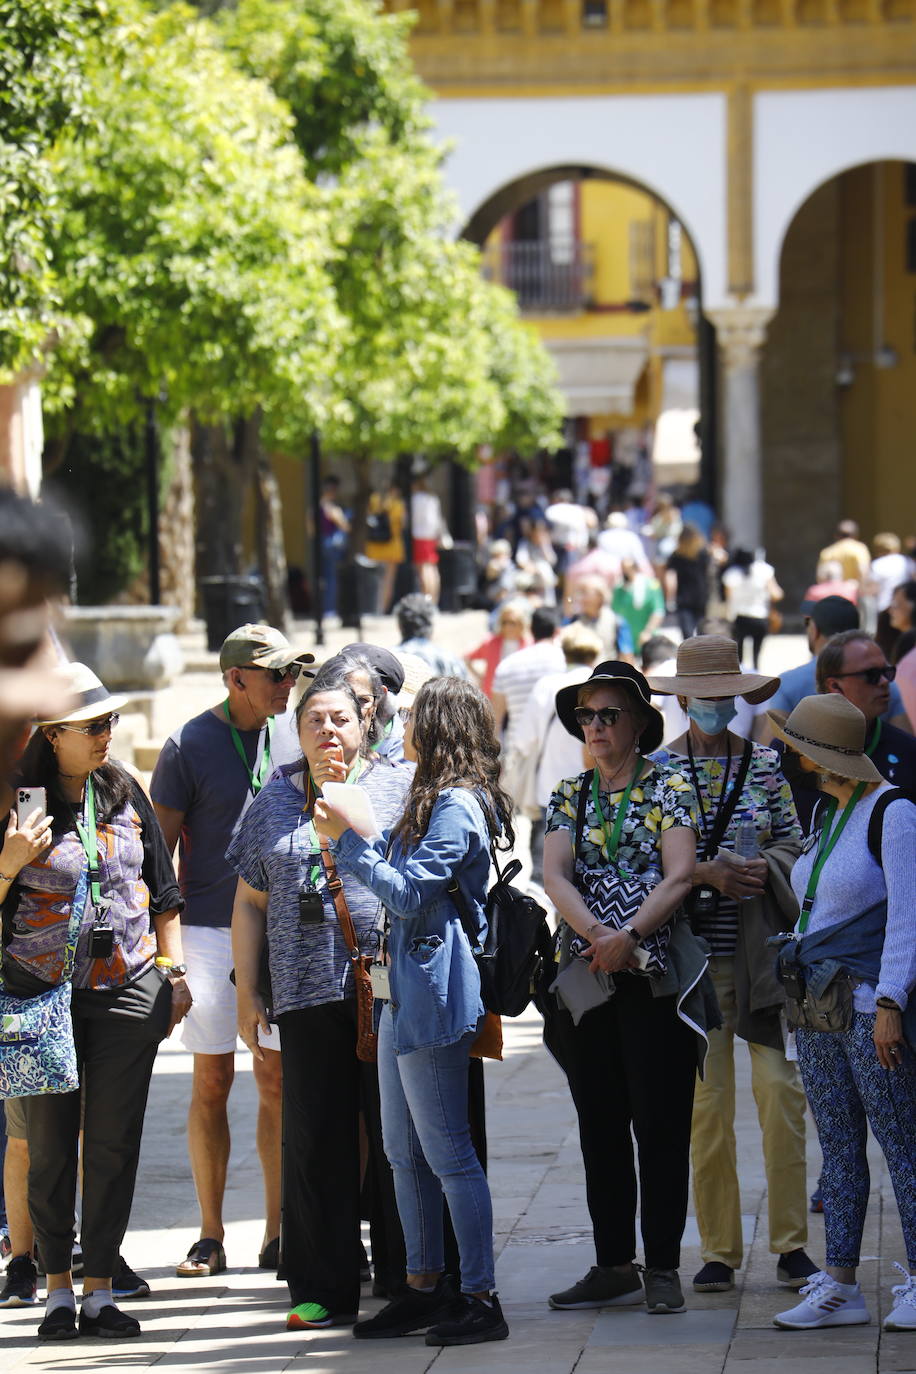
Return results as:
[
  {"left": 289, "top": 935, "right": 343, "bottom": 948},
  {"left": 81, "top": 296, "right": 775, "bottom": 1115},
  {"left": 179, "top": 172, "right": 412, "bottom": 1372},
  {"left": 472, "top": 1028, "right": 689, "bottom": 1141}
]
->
[{"left": 691, "top": 956, "right": 808, "bottom": 1268}]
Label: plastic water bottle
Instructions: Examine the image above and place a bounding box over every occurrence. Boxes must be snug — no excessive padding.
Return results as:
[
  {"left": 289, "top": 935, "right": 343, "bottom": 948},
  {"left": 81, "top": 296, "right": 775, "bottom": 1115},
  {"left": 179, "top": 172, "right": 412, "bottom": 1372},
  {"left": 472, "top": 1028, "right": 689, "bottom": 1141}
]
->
[{"left": 734, "top": 813, "right": 759, "bottom": 860}]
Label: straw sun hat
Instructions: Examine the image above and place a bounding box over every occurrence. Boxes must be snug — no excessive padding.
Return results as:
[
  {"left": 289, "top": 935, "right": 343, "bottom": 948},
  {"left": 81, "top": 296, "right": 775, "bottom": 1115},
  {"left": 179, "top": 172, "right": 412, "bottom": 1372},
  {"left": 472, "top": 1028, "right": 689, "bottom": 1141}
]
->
[
  {"left": 647, "top": 635, "right": 779, "bottom": 705},
  {"left": 766, "top": 695, "right": 884, "bottom": 784}
]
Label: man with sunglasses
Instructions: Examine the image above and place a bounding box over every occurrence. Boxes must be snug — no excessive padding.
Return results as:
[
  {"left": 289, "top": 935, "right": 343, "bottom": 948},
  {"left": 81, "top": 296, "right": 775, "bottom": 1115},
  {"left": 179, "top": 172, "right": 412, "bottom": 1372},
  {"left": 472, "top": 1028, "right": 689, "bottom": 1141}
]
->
[
  {"left": 150, "top": 624, "right": 313, "bottom": 1279},
  {"left": 816, "top": 631, "right": 916, "bottom": 802}
]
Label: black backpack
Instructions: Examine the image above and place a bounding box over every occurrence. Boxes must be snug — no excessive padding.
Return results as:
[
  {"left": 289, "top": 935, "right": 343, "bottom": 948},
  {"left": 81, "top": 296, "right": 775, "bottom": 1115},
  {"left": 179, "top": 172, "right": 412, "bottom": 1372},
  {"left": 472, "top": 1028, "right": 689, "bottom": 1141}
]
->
[{"left": 449, "top": 850, "right": 553, "bottom": 1017}]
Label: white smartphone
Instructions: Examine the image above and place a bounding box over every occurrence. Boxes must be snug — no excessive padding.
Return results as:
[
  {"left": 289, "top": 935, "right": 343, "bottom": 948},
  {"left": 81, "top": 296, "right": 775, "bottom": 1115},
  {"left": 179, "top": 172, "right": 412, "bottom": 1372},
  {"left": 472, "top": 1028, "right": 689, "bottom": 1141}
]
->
[{"left": 16, "top": 787, "right": 47, "bottom": 825}]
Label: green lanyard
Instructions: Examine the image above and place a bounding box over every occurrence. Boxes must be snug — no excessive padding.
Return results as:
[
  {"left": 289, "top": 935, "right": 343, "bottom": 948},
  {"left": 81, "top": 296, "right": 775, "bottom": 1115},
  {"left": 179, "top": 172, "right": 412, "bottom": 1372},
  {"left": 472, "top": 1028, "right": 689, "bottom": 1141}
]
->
[
  {"left": 865, "top": 720, "right": 880, "bottom": 756},
  {"left": 302, "top": 757, "right": 365, "bottom": 887},
  {"left": 223, "top": 702, "right": 274, "bottom": 796},
  {"left": 591, "top": 763, "right": 642, "bottom": 864},
  {"left": 72, "top": 775, "right": 104, "bottom": 912},
  {"left": 371, "top": 718, "right": 394, "bottom": 752},
  {"left": 798, "top": 781, "right": 867, "bottom": 931}
]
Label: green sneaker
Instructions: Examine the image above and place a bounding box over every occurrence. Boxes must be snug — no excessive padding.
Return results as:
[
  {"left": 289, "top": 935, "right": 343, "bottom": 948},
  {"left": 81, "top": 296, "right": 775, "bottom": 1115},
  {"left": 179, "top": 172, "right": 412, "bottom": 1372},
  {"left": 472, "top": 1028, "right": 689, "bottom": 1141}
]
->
[{"left": 286, "top": 1302, "right": 331, "bottom": 1330}]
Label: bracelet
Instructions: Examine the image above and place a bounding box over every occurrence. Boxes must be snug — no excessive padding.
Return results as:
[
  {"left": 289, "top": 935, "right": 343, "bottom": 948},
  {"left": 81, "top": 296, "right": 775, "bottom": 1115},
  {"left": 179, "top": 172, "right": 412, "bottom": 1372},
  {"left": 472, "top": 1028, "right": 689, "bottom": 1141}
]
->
[{"left": 0, "top": 871, "right": 16, "bottom": 883}]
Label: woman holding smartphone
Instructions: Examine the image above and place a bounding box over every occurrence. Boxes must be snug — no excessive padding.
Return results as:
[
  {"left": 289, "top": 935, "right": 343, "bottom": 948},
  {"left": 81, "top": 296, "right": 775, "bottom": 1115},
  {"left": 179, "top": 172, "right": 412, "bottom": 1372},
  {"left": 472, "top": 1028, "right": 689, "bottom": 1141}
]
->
[
  {"left": 229, "top": 673, "right": 412, "bottom": 1332},
  {"left": 314, "top": 676, "right": 513, "bottom": 1348},
  {"left": 0, "top": 662, "right": 187, "bottom": 1341}
]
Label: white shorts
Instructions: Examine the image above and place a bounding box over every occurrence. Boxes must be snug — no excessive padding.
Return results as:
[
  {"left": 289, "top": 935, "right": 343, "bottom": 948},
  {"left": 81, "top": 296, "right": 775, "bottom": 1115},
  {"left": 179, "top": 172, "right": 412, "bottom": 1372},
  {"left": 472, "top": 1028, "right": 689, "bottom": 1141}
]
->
[{"left": 180, "top": 924, "right": 279, "bottom": 1056}]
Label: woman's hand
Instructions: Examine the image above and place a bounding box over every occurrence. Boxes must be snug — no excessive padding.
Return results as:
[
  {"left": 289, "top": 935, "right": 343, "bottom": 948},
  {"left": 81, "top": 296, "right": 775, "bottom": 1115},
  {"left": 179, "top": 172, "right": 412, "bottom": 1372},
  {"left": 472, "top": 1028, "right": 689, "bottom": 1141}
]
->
[
  {"left": 701, "top": 855, "right": 767, "bottom": 901},
  {"left": 237, "top": 989, "right": 271, "bottom": 1063},
  {"left": 874, "top": 1005, "right": 905, "bottom": 1069},
  {"left": 1, "top": 806, "right": 52, "bottom": 878},
  {"left": 310, "top": 743, "right": 347, "bottom": 790},
  {"left": 166, "top": 975, "right": 193, "bottom": 1037},
  {"left": 312, "top": 798, "right": 349, "bottom": 843},
  {"left": 584, "top": 927, "right": 641, "bottom": 974}
]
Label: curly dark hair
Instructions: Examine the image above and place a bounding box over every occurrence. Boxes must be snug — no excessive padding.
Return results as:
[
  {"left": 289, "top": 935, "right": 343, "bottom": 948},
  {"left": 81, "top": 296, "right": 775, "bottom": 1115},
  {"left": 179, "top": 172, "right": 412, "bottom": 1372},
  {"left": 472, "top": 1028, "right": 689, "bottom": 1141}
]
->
[{"left": 391, "top": 676, "right": 514, "bottom": 850}]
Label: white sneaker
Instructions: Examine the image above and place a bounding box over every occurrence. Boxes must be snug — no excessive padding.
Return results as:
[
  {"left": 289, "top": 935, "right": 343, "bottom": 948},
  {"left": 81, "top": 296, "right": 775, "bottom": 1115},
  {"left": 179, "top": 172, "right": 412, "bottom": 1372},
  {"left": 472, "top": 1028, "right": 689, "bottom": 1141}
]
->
[
  {"left": 773, "top": 1271, "right": 870, "bottom": 1329},
  {"left": 885, "top": 1262, "right": 916, "bottom": 1331}
]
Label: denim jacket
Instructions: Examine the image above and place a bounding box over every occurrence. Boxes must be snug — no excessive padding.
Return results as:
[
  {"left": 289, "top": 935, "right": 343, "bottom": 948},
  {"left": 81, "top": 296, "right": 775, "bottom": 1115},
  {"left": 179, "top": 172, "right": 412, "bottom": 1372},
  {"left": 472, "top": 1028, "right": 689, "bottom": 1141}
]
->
[{"left": 332, "top": 788, "right": 490, "bottom": 1054}]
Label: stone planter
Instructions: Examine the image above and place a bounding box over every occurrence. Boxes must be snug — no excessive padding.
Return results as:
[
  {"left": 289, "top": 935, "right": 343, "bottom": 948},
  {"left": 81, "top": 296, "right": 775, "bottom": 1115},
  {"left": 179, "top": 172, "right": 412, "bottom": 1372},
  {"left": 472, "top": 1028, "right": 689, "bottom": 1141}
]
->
[{"left": 62, "top": 605, "right": 184, "bottom": 690}]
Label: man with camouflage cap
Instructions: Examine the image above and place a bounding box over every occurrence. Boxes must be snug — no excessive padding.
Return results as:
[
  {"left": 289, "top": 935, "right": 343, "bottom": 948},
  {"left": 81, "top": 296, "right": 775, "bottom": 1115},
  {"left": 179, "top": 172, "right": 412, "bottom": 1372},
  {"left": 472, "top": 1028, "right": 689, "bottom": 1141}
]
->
[{"left": 151, "top": 625, "right": 312, "bottom": 1278}]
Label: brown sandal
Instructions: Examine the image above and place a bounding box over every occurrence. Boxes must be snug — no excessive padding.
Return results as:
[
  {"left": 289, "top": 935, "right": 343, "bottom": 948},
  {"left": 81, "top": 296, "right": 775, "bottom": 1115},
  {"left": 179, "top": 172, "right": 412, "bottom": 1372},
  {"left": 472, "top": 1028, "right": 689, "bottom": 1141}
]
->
[{"left": 176, "top": 1238, "right": 227, "bottom": 1278}]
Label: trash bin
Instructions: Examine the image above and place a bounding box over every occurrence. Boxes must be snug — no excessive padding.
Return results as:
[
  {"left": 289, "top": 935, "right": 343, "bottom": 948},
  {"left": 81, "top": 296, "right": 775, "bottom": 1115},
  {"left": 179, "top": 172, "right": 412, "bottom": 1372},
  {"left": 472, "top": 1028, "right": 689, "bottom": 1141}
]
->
[
  {"left": 200, "top": 575, "right": 265, "bottom": 652},
  {"left": 438, "top": 542, "right": 478, "bottom": 613},
  {"left": 338, "top": 556, "right": 384, "bottom": 628}
]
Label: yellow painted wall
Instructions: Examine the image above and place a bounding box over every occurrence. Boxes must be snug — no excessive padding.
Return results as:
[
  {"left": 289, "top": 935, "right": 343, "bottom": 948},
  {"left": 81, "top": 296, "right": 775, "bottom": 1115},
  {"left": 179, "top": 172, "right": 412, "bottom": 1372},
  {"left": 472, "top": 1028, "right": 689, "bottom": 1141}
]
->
[{"left": 838, "top": 161, "right": 916, "bottom": 543}]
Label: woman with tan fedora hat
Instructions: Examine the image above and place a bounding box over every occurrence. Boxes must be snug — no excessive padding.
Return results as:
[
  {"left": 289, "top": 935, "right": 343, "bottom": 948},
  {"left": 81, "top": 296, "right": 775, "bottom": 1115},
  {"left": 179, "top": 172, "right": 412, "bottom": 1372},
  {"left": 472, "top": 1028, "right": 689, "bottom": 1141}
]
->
[
  {"left": 764, "top": 694, "right": 916, "bottom": 1334},
  {"left": 542, "top": 661, "right": 707, "bottom": 1316},
  {"left": 648, "top": 636, "right": 815, "bottom": 1295},
  {"left": 0, "top": 662, "right": 188, "bottom": 1340}
]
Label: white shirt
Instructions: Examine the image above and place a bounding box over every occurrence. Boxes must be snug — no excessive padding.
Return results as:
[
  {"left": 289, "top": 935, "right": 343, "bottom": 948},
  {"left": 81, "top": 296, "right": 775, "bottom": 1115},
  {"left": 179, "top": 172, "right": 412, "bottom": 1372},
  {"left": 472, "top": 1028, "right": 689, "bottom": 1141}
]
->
[
  {"left": 493, "top": 638, "right": 566, "bottom": 751},
  {"left": 870, "top": 553, "right": 913, "bottom": 611},
  {"left": 514, "top": 665, "right": 592, "bottom": 808},
  {"left": 722, "top": 560, "right": 774, "bottom": 620},
  {"left": 411, "top": 491, "right": 443, "bottom": 540},
  {"left": 596, "top": 526, "right": 651, "bottom": 571}
]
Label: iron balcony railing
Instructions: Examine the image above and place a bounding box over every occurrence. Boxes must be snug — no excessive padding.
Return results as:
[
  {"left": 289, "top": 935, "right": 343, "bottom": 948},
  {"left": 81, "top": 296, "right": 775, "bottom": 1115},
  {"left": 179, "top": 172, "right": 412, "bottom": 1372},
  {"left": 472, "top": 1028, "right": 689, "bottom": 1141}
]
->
[{"left": 481, "top": 239, "right": 595, "bottom": 312}]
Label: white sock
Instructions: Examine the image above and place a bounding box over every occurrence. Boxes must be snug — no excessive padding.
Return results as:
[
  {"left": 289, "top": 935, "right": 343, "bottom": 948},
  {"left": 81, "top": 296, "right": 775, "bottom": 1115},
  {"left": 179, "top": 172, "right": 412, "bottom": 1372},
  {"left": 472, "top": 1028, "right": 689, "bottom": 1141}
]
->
[
  {"left": 81, "top": 1288, "right": 113, "bottom": 1317},
  {"left": 45, "top": 1288, "right": 76, "bottom": 1316}
]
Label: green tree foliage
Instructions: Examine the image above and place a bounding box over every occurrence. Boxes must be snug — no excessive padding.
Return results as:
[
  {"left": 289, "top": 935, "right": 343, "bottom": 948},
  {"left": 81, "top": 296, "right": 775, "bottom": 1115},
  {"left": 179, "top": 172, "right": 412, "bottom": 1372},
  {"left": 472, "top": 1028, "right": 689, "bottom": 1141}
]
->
[
  {"left": 42, "top": 0, "right": 340, "bottom": 434},
  {"left": 0, "top": 0, "right": 104, "bottom": 372}
]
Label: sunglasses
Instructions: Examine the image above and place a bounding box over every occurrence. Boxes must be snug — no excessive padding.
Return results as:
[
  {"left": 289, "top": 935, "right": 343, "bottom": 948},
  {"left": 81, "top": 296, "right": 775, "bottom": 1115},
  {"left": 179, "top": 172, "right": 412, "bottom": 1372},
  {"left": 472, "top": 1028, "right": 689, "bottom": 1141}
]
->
[
  {"left": 244, "top": 663, "right": 303, "bottom": 684},
  {"left": 573, "top": 706, "right": 632, "bottom": 729},
  {"left": 58, "top": 713, "right": 120, "bottom": 737},
  {"left": 833, "top": 664, "right": 896, "bottom": 686}
]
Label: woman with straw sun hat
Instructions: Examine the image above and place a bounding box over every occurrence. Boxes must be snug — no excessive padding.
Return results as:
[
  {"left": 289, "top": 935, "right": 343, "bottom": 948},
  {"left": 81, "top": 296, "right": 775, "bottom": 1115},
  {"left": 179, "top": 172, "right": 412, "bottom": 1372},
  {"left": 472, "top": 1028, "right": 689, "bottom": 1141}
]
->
[
  {"left": 764, "top": 694, "right": 916, "bottom": 1333},
  {"left": 648, "top": 636, "right": 815, "bottom": 1295}
]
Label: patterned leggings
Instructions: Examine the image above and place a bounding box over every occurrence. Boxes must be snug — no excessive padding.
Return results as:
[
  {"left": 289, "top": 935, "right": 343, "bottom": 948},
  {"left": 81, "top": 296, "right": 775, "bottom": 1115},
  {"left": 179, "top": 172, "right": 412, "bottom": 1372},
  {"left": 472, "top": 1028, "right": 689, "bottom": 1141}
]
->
[{"left": 797, "top": 1013, "right": 916, "bottom": 1267}]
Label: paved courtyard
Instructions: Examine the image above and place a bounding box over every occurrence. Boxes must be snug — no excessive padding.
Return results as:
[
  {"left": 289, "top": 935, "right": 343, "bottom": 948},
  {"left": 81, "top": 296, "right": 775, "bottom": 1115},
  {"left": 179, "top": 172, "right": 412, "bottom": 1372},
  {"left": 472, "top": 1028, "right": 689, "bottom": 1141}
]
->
[{"left": 1, "top": 617, "right": 912, "bottom": 1371}]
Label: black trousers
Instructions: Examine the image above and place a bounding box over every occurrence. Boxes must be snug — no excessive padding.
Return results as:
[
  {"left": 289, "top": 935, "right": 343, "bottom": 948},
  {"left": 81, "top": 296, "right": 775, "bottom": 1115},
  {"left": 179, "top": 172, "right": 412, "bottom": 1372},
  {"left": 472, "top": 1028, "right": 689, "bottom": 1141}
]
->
[
  {"left": 277, "top": 999, "right": 405, "bottom": 1314},
  {"left": 20, "top": 964, "right": 171, "bottom": 1276},
  {"left": 732, "top": 614, "right": 768, "bottom": 669},
  {"left": 549, "top": 974, "right": 697, "bottom": 1271}
]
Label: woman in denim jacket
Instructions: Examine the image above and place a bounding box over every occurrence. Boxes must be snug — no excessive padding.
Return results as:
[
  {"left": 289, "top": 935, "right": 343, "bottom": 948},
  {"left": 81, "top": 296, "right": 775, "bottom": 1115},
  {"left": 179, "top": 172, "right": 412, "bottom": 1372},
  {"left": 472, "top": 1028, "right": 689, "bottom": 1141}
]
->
[{"left": 315, "top": 676, "right": 513, "bottom": 1348}]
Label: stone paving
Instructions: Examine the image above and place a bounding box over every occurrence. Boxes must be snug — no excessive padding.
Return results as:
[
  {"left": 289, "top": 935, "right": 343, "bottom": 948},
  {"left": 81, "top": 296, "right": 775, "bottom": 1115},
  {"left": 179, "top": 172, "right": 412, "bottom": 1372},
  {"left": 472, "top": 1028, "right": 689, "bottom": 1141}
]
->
[{"left": 1, "top": 618, "right": 912, "bottom": 1371}]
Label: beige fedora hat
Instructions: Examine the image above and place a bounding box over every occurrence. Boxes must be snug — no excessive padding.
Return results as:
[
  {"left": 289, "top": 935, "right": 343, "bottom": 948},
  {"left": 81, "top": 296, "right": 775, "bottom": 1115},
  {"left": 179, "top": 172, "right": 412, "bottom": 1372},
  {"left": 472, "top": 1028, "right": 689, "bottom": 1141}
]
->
[
  {"left": 647, "top": 635, "right": 780, "bottom": 705},
  {"left": 35, "top": 662, "right": 128, "bottom": 725},
  {"left": 767, "top": 694, "right": 884, "bottom": 784}
]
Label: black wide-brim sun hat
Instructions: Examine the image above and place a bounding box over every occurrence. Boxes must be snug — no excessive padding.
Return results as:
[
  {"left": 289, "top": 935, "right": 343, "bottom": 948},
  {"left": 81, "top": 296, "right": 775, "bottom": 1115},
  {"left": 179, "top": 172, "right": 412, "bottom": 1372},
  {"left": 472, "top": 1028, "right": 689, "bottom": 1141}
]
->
[{"left": 555, "top": 660, "right": 665, "bottom": 754}]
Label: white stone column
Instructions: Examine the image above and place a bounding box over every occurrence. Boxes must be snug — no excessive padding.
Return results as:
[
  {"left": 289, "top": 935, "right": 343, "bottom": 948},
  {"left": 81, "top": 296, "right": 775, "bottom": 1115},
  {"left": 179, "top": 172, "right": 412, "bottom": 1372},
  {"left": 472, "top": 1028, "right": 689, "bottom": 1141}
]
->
[{"left": 708, "top": 307, "right": 773, "bottom": 552}]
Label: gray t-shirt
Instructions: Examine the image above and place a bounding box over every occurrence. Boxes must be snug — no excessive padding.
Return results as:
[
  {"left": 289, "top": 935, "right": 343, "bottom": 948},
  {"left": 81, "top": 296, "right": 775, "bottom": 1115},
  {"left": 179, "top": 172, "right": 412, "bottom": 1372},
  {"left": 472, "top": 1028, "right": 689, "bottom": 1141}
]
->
[
  {"left": 225, "top": 759, "right": 413, "bottom": 1016},
  {"left": 150, "top": 707, "right": 299, "bottom": 928}
]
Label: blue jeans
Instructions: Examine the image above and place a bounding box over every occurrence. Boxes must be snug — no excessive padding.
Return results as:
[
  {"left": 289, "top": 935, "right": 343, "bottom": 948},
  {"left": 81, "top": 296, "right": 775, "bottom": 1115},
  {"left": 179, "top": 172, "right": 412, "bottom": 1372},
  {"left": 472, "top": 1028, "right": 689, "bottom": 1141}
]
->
[{"left": 378, "top": 1005, "right": 494, "bottom": 1293}]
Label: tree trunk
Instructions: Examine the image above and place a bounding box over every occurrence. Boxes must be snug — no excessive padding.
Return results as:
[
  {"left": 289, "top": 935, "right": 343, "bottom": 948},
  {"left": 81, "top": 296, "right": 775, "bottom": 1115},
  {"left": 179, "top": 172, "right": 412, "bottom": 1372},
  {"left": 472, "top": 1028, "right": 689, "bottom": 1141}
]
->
[
  {"left": 349, "top": 451, "right": 372, "bottom": 555},
  {"left": 193, "top": 417, "right": 251, "bottom": 582},
  {"left": 158, "top": 424, "right": 195, "bottom": 629},
  {"left": 254, "top": 441, "right": 290, "bottom": 633}
]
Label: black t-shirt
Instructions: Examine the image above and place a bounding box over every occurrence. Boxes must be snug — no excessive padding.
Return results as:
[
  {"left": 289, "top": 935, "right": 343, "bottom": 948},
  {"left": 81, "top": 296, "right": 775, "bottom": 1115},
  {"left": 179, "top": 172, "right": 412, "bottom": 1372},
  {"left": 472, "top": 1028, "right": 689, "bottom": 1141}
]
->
[{"left": 666, "top": 550, "right": 709, "bottom": 611}]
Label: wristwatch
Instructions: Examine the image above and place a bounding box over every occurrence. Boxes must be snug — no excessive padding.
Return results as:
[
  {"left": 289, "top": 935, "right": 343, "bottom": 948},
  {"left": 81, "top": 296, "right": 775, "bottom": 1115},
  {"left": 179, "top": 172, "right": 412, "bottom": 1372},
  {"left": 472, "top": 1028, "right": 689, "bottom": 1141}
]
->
[
  {"left": 876, "top": 996, "right": 901, "bottom": 1010},
  {"left": 620, "top": 924, "right": 641, "bottom": 944},
  {"left": 166, "top": 963, "right": 189, "bottom": 979}
]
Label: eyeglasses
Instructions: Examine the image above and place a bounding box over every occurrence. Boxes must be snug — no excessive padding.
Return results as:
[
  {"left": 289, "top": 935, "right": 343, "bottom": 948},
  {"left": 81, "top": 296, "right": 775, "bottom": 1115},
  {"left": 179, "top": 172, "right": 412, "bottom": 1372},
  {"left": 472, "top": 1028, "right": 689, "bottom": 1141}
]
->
[
  {"left": 573, "top": 706, "right": 632, "bottom": 729},
  {"left": 832, "top": 664, "right": 896, "bottom": 686},
  {"left": 244, "top": 663, "right": 302, "bottom": 684},
  {"left": 397, "top": 706, "right": 413, "bottom": 724},
  {"left": 58, "top": 713, "right": 120, "bottom": 737}
]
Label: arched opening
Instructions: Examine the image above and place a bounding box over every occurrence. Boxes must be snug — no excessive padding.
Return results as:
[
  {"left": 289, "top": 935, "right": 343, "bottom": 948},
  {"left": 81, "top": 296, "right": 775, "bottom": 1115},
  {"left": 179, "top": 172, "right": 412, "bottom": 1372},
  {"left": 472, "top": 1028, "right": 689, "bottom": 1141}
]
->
[
  {"left": 460, "top": 164, "right": 714, "bottom": 510},
  {"left": 761, "top": 158, "right": 916, "bottom": 608}
]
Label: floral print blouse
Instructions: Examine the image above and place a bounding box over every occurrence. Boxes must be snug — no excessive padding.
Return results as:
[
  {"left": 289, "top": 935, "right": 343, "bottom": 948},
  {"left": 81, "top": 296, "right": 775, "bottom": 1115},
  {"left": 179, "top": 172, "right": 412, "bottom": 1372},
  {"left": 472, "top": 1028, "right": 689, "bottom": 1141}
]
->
[{"left": 546, "top": 760, "right": 698, "bottom": 877}]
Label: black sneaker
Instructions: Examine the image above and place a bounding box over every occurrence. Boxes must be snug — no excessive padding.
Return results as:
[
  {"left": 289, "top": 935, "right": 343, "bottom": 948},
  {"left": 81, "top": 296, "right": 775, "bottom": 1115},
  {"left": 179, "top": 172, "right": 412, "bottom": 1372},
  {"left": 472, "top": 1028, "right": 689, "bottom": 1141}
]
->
[
  {"left": 425, "top": 1292, "right": 509, "bottom": 1346},
  {"left": 777, "top": 1249, "right": 819, "bottom": 1288},
  {"left": 0, "top": 1253, "right": 38, "bottom": 1307},
  {"left": 38, "top": 1303, "right": 78, "bottom": 1340},
  {"left": 112, "top": 1256, "right": 150, "bottom": 1299},
  {"left": 693, "top": 1261, "right": 735, "bottom": 1292},
  {"left": 79, "top": 1303, "right": 142, "bottom": 1339},
  {"left": 549, "top": 1264, "right": 644, "bottom": 1310},
  {"left": 354, "top": 1274, "right": 458, "bottom": 1339},
  {"left": 644, "top": 1268, "right": 685, "bottom": 1313}
]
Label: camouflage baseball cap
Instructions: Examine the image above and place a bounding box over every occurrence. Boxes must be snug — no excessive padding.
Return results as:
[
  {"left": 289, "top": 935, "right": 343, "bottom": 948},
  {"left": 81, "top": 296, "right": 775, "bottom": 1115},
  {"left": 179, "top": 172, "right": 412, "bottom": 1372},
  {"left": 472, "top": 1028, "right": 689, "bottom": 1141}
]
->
[{"left": 219, "top": 623, "right": 315, "bottom": 673}]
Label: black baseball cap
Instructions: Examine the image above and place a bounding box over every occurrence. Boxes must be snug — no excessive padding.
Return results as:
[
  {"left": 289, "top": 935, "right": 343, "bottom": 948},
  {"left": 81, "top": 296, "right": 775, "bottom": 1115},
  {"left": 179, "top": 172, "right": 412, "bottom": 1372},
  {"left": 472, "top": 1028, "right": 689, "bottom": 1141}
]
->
[
  {"left": 801, "top": 596, "right": 860, "bottom": 635},
  {"left": 339, "top": 643, "right": 405, "bottom": 694}
]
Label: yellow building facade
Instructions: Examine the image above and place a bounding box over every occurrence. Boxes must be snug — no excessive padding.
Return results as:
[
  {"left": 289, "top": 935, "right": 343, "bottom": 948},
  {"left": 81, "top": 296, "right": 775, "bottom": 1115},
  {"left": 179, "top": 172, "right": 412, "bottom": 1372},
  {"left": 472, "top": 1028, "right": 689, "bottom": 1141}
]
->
[{"left": 385, "top": 0, "right": 916, "bottom": 602}]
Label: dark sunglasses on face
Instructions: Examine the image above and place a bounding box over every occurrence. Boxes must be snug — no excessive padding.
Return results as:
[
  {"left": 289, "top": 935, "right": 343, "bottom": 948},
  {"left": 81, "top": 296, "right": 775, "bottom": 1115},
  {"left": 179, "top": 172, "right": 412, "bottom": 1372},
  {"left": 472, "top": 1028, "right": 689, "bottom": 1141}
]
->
[
  {"left": 245, "top": 663, "right": 302, "bottom": 683},
  {"left": 833, "top": 664, "right": 896, "bottom": 686},
  {"left": 573, "top": 706, "right": 631, "bottom": 728},
  {"left": 59, "top": 713, "right": 120, "bottom": 737}
]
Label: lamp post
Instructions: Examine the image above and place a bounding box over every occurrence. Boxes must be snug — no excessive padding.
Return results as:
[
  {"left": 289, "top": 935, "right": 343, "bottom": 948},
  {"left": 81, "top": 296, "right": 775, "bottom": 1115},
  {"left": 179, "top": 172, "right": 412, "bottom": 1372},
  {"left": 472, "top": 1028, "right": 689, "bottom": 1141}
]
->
[{"left": 145, "top": 397, "right": 161, "bottom": 605}]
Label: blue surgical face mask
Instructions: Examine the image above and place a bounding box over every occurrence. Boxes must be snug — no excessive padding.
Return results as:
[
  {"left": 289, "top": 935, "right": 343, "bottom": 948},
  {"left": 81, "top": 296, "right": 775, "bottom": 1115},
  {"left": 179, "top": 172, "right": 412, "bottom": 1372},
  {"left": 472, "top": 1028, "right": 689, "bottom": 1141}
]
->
[{"left": 687, "top": 698, "right": 737, "bottom": 735}]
